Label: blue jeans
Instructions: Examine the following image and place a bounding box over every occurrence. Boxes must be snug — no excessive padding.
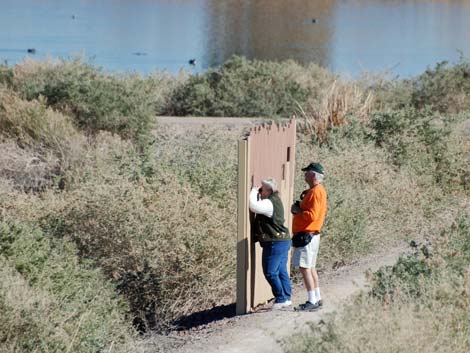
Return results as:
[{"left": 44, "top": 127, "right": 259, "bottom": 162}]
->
[{"left": 261, "top": 240, "right": 292, "bottom": 303}]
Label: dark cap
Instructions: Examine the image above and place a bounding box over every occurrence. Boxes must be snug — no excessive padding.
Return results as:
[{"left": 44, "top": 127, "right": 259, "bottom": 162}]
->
[{"left": 301, "top": 162, "right": 324, "bottom": 174}]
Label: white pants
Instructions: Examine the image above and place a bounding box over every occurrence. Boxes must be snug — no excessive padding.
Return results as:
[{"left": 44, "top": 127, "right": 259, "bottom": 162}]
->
[{"left": 292, "top": 234, "right": 320, "bottom": 268}]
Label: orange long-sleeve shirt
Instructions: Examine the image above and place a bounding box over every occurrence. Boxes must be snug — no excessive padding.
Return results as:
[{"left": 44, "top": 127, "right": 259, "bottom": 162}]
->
[{"left": 292, "top": 184, "right": 327, "bottom": 234}]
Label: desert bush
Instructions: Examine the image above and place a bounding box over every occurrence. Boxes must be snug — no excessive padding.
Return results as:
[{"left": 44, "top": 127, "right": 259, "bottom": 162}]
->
[
  {"left": 0, "top": 89, "right": 87, "bottom": 190},
  {"left": 371, "top": 212, "right": 470, "bottom": 301},
  {"left": 165, "top": 56, "right": 311, "bottom": 117},
  {"left": 42, "top": 176, "right": 236, "bottom": 330},
  {"left": 285, "top": 211, "right": 470, "bottom": 353},
  {"left": 367, "top": 107, "right": 449, "bottom": 170},
  {"left": 366, "top": 107, "right": 470, "bottom": 192},
  {"left": 10, "top": 58, "right": 156, "bottom": 141},
  {"left": 0, "top": 89, "right": 85, "bottom": 159},
  {"left": 360, "top": 72, "right": 414, "bottom": 112},
  {"left": 410, "top": 58, "right": 470, "bottom": 113},
  {"left": 0, "top": 218, "right": 136, "bottom": 353},
  {"left": 37, "top": 131, "right": 237, "bottom": 331},
  {"left": 147, "top": 70, "right": 189, "bottom": 115},
  {"left": 0, "top": 140, "right": 60, "bottom": 192},
  {"left": 152, "top": 125, "right": 238, "bottom": 205}
]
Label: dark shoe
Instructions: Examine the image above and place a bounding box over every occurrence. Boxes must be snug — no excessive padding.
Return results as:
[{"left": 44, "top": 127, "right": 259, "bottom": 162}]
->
[
  {"left": 295, "top": 301, "right": 320, "bottom": 312},
  {"left": 317, "top": 299, "right": 323, "bottom": 307}
]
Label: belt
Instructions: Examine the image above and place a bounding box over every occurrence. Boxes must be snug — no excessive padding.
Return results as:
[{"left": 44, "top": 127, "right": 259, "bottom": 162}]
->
[{"left": 295, "top": 231, "right": 320, "bottom": 236}]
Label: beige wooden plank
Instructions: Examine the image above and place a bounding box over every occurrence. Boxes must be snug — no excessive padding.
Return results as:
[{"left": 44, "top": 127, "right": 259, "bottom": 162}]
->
[{"left": 236, "top": 139, "right": 249, "bottom": 315}]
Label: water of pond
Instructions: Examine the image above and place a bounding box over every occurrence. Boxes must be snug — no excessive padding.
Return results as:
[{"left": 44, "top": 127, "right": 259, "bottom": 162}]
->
[{"left": 1, "top": 0, "right": 469, "bottom": 77}]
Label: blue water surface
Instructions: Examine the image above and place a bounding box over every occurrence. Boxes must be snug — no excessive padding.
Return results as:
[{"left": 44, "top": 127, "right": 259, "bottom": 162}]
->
[{"left": 1, "top": 0, "right": 469, "bottom": 77}]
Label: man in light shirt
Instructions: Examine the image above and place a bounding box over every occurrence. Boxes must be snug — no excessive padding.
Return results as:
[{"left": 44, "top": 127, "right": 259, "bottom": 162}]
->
[{"left": 249, "top": 178, "right": 292, "bottom": 309}]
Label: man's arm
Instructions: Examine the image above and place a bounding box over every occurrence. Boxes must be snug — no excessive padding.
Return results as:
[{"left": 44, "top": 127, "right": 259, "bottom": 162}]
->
[
  {"left": 249, "top": 187, "right": 273, "bottom": 217},
  {"left": 297, "top": 190, "right": 322, "bottom": 222}
]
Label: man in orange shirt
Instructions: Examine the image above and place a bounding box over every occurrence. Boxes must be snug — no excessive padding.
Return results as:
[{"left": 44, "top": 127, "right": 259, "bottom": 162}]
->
[{"left": 291, "top": 162, "right": 327, "bottom": 311}]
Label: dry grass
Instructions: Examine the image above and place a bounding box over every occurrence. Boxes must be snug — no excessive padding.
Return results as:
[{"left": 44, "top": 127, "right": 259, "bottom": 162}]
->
[
  {"left": 298, "top": 79, "right": 375, "bottom": 142},
  {"left": 0, "top": 89, "right": 86, "bottom": 191},
  {"left": 0, "top": 220, "right": 138, "bottom": 353},
  {"left": 287, "top": 289, "right": 469, "bottom": 353},
  {"left": 0, "top": 140, "right": 58, "bottom": 191},
  {"left": 0, "top": 89, "right": 85, "bottom": 160}
]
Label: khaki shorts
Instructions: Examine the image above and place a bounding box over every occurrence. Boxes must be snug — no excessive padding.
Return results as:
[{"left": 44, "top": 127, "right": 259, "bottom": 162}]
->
[{"left": 292, "top": 234, "right": 320, "bottom": 268}]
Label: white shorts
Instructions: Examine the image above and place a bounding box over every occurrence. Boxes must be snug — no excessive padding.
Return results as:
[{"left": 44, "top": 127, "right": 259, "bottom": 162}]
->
[{"left": 292, "top": 234, "right": 320, "bottom": 268}]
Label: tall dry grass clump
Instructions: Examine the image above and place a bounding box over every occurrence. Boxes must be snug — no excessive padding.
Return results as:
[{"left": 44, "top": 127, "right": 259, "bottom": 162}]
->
[{"left": 298, "top": 78, "right": 375, "bottom": 142}]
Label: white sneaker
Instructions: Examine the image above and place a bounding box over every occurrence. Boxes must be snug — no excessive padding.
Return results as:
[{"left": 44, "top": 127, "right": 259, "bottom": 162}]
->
[{"left": 272, "top": 300, "right": 292, "bottom": 310}]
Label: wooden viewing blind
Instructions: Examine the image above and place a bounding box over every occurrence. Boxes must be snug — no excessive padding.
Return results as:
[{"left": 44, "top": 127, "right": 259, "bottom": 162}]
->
[{"left": 236, "top": 118, "right": 296, "bottom": 314}]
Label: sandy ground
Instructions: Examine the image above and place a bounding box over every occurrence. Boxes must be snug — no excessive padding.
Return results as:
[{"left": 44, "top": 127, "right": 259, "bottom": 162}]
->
[{"left": 141, "top": 117, "right": 407, "bottom": 353}]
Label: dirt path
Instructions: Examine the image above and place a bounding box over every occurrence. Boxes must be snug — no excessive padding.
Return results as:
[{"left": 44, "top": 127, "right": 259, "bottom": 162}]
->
[{"left": 142, "top": 246, "right": 407, "bottom": 353}]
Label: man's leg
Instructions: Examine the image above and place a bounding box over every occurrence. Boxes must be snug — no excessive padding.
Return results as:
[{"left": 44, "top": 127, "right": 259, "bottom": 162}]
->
[
  {"left": 296, "top": 236, "right": 322, "bottom": 309},
  {"left": 278, "top": 240, "right": 291, "bottom": 302},
  {"left": 296, "top": 266, "right": 319, "bottom": 310},
  {"left": 311, "top": 268, "right": 322, "bottom": 304},
  {"left": 299, "top": 267, "right": 315, "bottom": 292},
  {"left": 262, "top": 243, "right": 286, "bottom": 303},
  {"left": 300, "top": 266, "right": 316, "bottom": 304},
  {"left": 310, "top": 234, "right": 322, "bottom": 304},
  {"left": 311, "top": 268, "right": 318, "bottom": 289}
]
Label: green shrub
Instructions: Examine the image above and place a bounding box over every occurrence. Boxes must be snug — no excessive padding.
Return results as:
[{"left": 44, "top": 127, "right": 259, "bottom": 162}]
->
[
  {"left": 0, "top": 219, "right": 136, "bottom": 353},
  {"left": 371, "top": 213, "right": 470, "bottom": 302},
  {"left": 11, "top": 58, "right": 156, "bottom": 142},
  {"left": 410, "top": 58, "right": 470, "bottom": 113},
  {"left": 368, "top": 75, "right": 414, "bottom": 111},
  {"left": 165, "top": 56, "right": 310, "bottom": 117},
  {"left": 368, "top": 107, "right": 438, "bottom": 159},
  {"left": 366, "top": 108, "right": 470, "bottom": 195}
]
